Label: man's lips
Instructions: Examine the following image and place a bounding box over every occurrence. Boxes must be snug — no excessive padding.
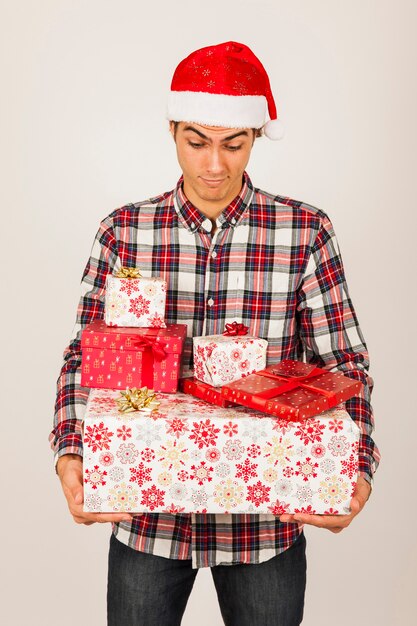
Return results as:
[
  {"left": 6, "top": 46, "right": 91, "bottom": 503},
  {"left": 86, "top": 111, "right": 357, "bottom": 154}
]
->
[{"left": 200, "top": 177, "right": 226, "bottom": 187}]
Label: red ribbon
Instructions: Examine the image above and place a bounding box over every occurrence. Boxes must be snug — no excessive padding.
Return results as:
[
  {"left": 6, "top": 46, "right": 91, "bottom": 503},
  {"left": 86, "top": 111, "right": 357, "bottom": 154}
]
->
[
  {"left": 223, "top": 322, "right": 249, "bottom": 336},
  {"left": 253, "top": 367, "right": 335, "bottom": 402},
  {"left": 128, "top": 337, "right": 166, "bottom": 387},
  {"left": 131, "top": 337, "right": 167, "bottom": 361}
]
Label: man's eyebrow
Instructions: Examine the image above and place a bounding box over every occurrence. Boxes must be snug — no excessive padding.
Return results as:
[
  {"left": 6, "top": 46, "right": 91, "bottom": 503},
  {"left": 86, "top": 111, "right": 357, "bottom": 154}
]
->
[
  {"left": 183, "top": 125, "right": 249, "bottom": 142},
  {"left": 222, "top": 130, "right": 249, "bottom": 141}
]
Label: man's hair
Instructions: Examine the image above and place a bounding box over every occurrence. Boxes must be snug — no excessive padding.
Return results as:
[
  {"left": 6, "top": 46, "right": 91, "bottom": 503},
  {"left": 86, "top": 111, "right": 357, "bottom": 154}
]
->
[{"left": 171, "top": 121, "right": 263, "bottom": 139}]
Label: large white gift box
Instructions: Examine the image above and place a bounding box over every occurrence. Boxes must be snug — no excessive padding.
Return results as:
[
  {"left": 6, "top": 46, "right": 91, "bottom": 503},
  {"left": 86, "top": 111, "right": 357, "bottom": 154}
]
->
[{"left": 83, "top": 389, "right": 360, "bottom": 515}]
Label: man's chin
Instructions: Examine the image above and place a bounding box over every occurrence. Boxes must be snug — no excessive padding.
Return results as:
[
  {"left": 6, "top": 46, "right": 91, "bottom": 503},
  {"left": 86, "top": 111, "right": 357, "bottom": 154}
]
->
[
  {"left": 197, "top": 183, "right": 230, "bottom": 203},
  {"left": 198, "top": 191, "right": 227, "bottom": 203}
]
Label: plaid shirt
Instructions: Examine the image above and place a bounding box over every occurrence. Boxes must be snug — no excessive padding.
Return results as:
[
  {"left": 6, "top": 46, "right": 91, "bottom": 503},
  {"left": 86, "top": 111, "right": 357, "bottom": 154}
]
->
[{"left": 50, "top": 172, "right": 380, "bottom": 568}]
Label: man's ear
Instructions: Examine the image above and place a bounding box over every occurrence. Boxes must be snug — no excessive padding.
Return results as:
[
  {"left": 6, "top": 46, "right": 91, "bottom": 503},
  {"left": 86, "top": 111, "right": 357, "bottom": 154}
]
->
[{"left": 169, "top": 121, "right": 176, "bottom": 141}]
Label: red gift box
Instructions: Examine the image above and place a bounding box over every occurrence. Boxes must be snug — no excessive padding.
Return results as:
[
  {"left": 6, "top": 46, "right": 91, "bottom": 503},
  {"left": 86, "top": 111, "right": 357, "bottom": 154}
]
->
[
  {"left": 81, "top": 320, "right": 187, "bottom": 392},
  {"left": 179, "top": 377, "right": 237, "bottom": 408},
  {"left": 221, "top": 360, "right": 363, "bottom": 420}
]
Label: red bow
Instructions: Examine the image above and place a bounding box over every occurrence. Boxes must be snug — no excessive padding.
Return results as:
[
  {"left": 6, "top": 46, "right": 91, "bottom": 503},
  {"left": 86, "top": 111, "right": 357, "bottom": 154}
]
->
[
  {"left": 132, "top": 337, "right": 166, "bottom": 361},
  {"left": 223, "top": 322, "right": 249, "bottom": 336}
]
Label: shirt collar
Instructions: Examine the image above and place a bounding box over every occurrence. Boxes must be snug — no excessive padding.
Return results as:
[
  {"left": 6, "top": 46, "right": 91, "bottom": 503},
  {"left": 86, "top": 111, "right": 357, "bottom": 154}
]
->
[{"left": 173, "top": 171, "right": 254, "bottom": 233}]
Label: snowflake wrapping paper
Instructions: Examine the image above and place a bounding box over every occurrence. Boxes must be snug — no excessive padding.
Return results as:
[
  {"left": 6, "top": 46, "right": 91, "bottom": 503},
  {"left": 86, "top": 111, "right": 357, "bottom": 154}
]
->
[
  {"left": 222, "top": 360, "right": 364, "bottom": 421},
  {"left": 193, "top": 334, "right": 267, "bottom": 387},
  {"left": 105, "top": 273, "right": 167, "bottom": 327},
  {"left": 83, "top": 389, "right": 360, "bottom": 515},
  {"left": 81, "top": 320, "right": 187, "bottom": 392}
]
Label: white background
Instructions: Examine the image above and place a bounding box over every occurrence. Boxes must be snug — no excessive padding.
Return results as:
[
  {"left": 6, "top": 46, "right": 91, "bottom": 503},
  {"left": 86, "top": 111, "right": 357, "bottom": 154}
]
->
[{"left": 1, "top": 0, "right": 416, "bottom": 624}]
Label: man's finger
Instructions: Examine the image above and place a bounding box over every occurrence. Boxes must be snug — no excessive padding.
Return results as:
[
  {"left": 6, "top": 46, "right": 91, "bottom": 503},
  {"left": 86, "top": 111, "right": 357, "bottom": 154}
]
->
[
  {"left": 69, "top": 493, "right": 135, "bottom": 524},
  {"left": 82, "top": 513, "right": 134, "bottom": 524},
  {"left": 279, "top": 514, "right": 298, "bottom": 524},
  {"left": 280, "top": 510, "right": 354, "bottom": 531},
  {"left": 292, "top": 513, "right": 343, "bottom": 527}
]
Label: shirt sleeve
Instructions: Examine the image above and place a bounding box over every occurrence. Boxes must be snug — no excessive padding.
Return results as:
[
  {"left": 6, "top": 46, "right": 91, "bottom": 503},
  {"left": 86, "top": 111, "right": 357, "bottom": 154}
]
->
[
  {"left": 49, "top": 217, "right": 120, "bottom": 463},
  {"left": 296, "top": 213, "right": 380, "bottom": 484}
]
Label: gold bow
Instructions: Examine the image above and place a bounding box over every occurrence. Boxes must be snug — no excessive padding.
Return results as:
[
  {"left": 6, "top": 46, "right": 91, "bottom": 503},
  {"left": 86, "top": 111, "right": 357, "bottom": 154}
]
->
[
  {"left": 115, "top": 267, "right": 141, "bottom": 279},
  {"left": 116, "top": 387, "right": 160, "bottom": 414}
]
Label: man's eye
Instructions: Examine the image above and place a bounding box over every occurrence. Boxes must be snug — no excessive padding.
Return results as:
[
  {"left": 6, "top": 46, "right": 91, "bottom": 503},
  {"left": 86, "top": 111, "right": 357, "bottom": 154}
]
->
[
  {"left": 188, "top": 141, "right": 204, "bottom": 149},
  {"left": 225, "top": 145, "right": 242, "bottom": 152}
]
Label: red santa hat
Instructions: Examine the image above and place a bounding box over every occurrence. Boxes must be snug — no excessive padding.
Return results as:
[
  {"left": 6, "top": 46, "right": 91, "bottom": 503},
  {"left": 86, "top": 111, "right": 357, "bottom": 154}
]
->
[{"left": 167, "top": 41, "right": 284, "bottom": 140}]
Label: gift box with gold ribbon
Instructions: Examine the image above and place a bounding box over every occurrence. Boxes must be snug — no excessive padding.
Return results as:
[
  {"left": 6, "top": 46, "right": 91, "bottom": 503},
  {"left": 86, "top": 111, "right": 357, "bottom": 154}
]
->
[
  {"left": 83, "top": 388, "right": 360, "bottom": 515},
  {"left": 105, "top": 266, "right": 167, "bottom": 328},
  {"left": 221, "top": 360, "right": 363, "bottom": 421},
  {"left": 81, "top": 319, "right": 187, "bottom": 392}
]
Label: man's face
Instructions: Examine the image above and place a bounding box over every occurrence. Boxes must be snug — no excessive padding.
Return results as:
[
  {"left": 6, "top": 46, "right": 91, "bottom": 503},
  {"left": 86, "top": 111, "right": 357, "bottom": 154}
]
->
[{"left": 170, "top": 122, "right": 254, "bottom": 213}]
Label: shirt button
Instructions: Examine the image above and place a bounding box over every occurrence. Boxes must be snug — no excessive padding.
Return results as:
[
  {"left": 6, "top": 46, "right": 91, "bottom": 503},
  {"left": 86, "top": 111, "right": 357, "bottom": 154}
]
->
[
  {"left": 202, "top": 218, "right": 212, "bottom": 232},
  {"left": 211, "top": 251, "right": 217, "bottom": 259},
  {"left": 207, "top": 298, "right": 214, "bottom": 306}
]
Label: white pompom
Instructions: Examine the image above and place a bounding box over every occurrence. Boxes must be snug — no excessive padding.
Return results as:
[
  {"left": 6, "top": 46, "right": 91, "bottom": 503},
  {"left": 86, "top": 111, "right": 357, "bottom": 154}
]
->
[{"left": 263, "top": 119, "right": 285, "bottom": 140}]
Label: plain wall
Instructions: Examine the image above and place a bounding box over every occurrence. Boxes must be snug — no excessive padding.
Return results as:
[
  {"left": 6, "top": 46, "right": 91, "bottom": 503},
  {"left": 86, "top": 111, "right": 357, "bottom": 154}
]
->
[{"left": 1, "top": 0, "right": 416, "bottom": 624}]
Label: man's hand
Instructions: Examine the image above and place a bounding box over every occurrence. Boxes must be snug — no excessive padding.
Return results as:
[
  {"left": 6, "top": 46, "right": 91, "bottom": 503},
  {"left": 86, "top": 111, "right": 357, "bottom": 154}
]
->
[
  {"left": 279, "top": 476, "right": 371, "bottom": 533},
  {"left": 57, "top": 454, "right": 134, "bottom": 525}
]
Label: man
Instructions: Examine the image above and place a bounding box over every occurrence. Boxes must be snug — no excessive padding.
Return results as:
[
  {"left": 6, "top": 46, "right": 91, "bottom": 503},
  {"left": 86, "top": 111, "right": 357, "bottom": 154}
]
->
[{"left": 51, "top": 42, "right": 379, "bottom": 625}]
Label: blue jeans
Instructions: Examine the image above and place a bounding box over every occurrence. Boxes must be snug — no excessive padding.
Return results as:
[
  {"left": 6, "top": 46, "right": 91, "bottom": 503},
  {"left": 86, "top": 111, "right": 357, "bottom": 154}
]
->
[{"left": 107, "top": 533, "right": 306, "bottom": 626}]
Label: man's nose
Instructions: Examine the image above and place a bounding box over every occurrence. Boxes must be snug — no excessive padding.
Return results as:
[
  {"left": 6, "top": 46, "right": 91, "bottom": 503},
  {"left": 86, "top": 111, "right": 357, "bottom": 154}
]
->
[{"left": 205, "top": 147, "right": 225, "bottom": 175}]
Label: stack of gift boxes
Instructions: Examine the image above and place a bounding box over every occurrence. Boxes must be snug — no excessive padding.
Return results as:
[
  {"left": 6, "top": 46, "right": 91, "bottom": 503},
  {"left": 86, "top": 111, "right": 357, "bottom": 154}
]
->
[
  {"left": 82, "top": 268, "right": 362, "bottom": 515},
  {"left": 81, "top": 267, "right": 187, "bottom": 392}
]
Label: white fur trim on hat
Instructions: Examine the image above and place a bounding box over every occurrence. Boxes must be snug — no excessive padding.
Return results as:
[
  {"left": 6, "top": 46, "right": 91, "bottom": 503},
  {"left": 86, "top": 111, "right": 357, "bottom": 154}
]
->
[
  {"left": 263, "top": 119, "right": 285, "bottom": 140},
  {"left": 167, "top": 90, "right": 269, "bottom": 129}
]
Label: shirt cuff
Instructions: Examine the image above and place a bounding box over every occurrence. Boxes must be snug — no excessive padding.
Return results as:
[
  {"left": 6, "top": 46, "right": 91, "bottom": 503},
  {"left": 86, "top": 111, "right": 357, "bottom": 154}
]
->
[
  {"left": 358, "top": 471, "right": 374, "bottom": 495},
  {"left": 54, "top": 440, "right": 83, "bottom": 472}
]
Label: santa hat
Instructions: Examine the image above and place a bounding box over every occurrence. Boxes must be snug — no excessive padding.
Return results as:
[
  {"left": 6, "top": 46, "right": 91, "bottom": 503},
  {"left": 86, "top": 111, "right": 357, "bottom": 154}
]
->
[{"left": 167, "top": 41, "right": 284, "bottom": 140}]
